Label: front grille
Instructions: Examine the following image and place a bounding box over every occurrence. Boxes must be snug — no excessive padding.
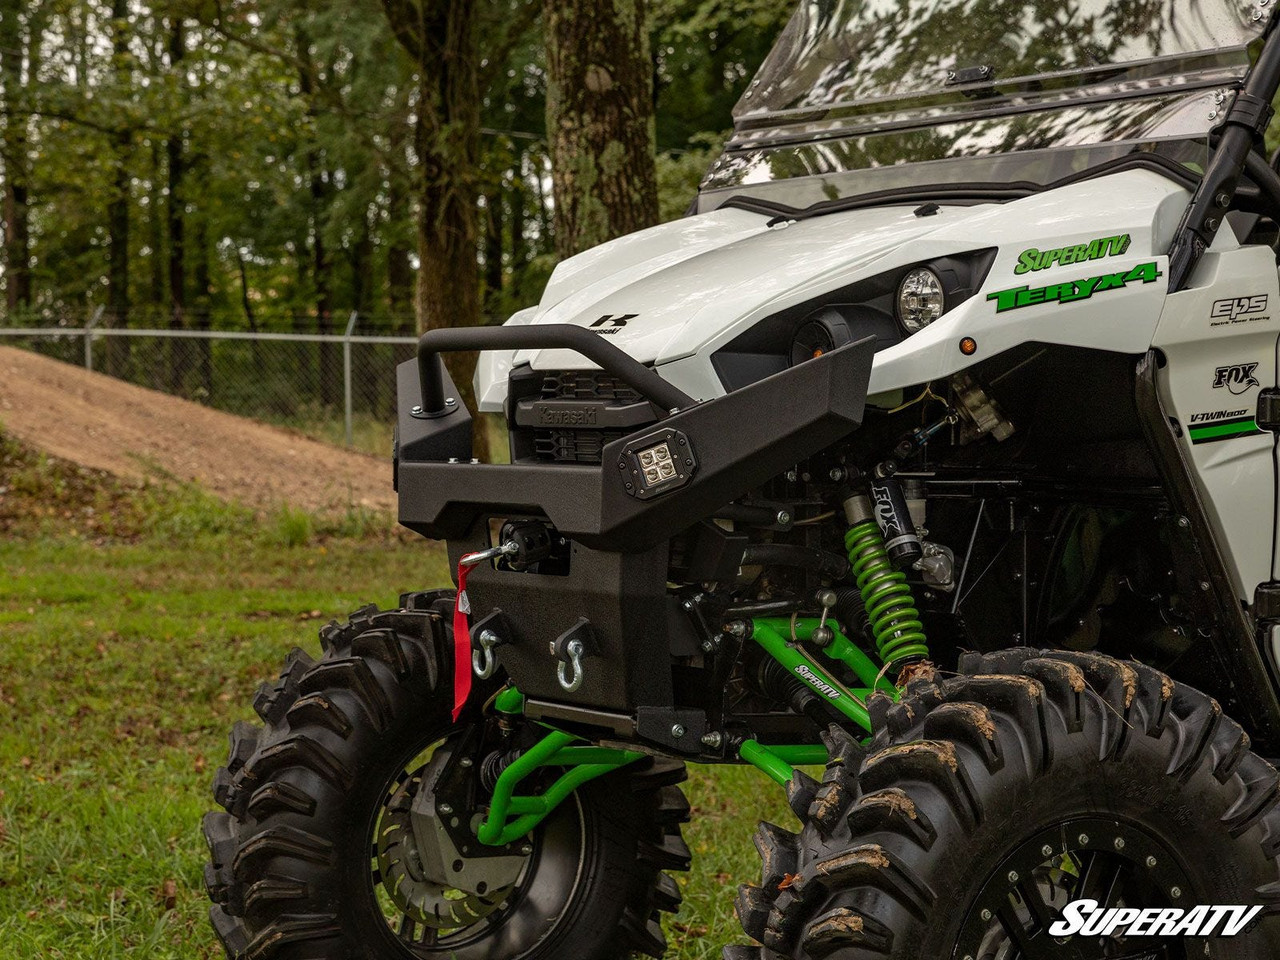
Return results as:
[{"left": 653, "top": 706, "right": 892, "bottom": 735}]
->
[
  {"left": 541, "top": 371, "right": 644, "bottom": 404},
  {"left": 533, "top": 372, "right": 648, "bottom": 464}
]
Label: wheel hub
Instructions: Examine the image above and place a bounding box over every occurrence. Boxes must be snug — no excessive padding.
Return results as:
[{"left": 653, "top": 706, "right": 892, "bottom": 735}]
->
[
  {"left": 955, "top": 817, "right": 1194, "bottom": 960},
  {"left": 376, "top": 743, "right": 528, "bottom": 931}
]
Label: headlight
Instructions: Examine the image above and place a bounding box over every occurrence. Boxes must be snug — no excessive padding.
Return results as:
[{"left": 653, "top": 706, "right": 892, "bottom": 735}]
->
[{"left": 897, "top": 268, "right": 946, "bottom": 333}]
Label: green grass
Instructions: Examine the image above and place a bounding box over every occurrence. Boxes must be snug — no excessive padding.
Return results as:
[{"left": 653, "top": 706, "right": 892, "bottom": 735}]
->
[{"left": 0, "top": 525, "right": 795, "bottom": 956}]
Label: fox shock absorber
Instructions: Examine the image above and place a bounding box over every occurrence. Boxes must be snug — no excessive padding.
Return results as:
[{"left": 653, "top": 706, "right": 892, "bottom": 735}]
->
[
  {"left": 844, "top": 490, "right": 930, "bottom": 668},
  {"left": 870, "top": 471, "right": 923, "bottom": 568}
]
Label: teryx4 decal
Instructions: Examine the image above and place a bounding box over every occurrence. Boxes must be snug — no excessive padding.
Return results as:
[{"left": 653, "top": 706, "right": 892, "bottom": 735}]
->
[
  {"left": 1015, "top": 234, "right": 1131, "bottom": 275},
  {"left": 1212, "top": 363, "right": 1261, "bottom": 396},
  {"left": 987, "top": 262, "right": 1162, "bottom": 314}
]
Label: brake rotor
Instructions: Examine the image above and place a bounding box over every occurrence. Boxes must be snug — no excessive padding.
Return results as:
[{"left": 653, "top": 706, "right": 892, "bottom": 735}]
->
[{"left": 375, "top": 745, "right": 528, "bottom": 932}]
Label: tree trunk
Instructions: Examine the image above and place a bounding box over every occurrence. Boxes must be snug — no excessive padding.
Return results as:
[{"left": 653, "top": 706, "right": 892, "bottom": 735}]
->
[
  {"left": 381, "top": 0, "right": 487, "bottom": 458},
  {"left": 296, "top": 28, "right": 338, "bottom": 407},
  {"left": 192, "top": 203, "right": 212, "bottom": 396},
  {"left": 386, "top": 93, "right": 415, "bottom": 336},
  {"left": 167, "top": 16, "right": 188, "bottom": 392},
  {"left": 148, "top": 141, "right": 165, "bottom": 312},
  {"left": 0, "top": 0, "right": 32, "bottom": 313},
  {"left": 543, "top": 0, "right": 659, "bottom": 258},
  {"left": 484, "top": 190, "right": 503, "bottom": 314},
  {"left": 510, "top": 148, "right": 527, "bottom": 271},
  {"left": 106, "top": 0, "right": 132, "bottom": 375}
]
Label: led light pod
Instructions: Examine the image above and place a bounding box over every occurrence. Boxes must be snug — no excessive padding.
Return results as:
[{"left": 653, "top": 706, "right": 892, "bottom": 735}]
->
[{"left": 619, "top": 429, "right": 696, "bottom": 499}]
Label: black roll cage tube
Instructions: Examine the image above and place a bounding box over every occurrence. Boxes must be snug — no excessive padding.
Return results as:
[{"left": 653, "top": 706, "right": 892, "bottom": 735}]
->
[{"left": 1168, "top": 12, "right": 1280, "bottom": 290}]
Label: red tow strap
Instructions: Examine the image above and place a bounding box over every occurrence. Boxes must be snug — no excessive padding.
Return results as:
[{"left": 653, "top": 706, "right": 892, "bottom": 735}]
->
[{"left": 452, "top": 555, "right": 478, "bottom": 721}]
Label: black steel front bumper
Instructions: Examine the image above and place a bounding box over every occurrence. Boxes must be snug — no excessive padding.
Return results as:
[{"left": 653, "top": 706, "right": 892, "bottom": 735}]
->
[{"left": 393, "top": 325, "right": 875, "bottom": 717}]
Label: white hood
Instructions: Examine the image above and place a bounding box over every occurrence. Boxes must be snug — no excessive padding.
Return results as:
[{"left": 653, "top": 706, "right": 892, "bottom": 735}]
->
[
  {"left": 517, "top": 204, "right": 955, "bottom": 371},
  {"left": 477, "top": 169, "right": 1193, "bottom": 410}
]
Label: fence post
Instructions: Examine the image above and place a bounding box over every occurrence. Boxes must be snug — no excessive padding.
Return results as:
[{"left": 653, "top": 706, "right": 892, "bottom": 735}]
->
[
  {"left": 344, "top": 311, "right": 359, "bottom": 447},
  {"left": 84, "top": 306, "right": 105, "bottom": 371}
]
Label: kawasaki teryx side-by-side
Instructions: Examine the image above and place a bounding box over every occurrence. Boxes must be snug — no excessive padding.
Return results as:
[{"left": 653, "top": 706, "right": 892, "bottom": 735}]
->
[{"left": 204, "top": 2, "right": 1280, "bottom": 958}]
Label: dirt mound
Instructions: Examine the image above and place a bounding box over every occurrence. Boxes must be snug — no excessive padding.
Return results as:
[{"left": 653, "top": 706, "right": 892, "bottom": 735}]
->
[{"left": 0, "top": 345, "right": 396, "bottom": 515}]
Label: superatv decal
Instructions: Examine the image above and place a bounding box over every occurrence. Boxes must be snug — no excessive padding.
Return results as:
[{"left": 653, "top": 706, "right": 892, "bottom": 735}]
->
[
  {"left": 1049, "top": 899, "right": 1262, "bottom": 938},
  {"left": 1210, "top": 295, "right": 1271, "bottom": 328},
  {"left": 1212, "top": 363, "right": 1261, "bottom": 395},
  {"left": 987, "top": 262, "right": 1162, "bottom": 314},
  {"left": 1014, "top": 234, "right": 1131, "bottom": 275},
  {"left": 1188, "top": 415, "right": 1263, "bottom": 445},
  {"left": 793, "top": 663, "right": 841, "bottom": 700}
]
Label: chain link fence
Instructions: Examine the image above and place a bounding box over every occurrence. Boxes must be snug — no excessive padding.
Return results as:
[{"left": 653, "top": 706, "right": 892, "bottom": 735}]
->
[{"left": 0, "top": 313, "right": 434, "bottom": 457}]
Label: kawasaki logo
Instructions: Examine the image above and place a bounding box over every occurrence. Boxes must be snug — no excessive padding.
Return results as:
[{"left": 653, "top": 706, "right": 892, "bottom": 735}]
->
[
  {"left": 987, "top": 262, "right": 1162, "bottom": 314},
  {"left": 1049, "top": 899, "right": 1262, "bottom": 938},
  {"left": 794, "top": 664, "right": 841, "bottom": 700},
  {"left": 589, "top": 314, "right": 637, "bottom": 336},
  {"left": 538, "top": 406, "right": 598, "bottom": 426}
]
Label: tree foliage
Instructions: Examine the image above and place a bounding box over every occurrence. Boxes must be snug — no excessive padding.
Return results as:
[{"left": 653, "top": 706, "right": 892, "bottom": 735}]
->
[{"left": 0, "top": 0, "right": 787, "bottom": 347}]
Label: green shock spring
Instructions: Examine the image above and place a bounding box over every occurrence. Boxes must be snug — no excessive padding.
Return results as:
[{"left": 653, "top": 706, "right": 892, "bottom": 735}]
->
[{"left": 845, "top": 519, "right": 929, "bottom": 667}]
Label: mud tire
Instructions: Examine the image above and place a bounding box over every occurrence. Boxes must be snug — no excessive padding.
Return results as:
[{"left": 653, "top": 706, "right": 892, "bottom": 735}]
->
[
  {"left": 731, "top": 648, "right": 1280, "bottom": 959},
  {"left": 204, "top": 600, "right": 690, "bottom": 960}
]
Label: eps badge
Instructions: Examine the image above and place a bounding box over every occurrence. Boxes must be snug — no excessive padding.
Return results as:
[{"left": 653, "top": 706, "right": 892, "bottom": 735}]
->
[{"left": 1213, "top": 363, "right": 1262, "bottom": 395}]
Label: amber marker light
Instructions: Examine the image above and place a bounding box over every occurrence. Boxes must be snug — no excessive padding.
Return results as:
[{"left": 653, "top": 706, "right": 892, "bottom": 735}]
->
[{"left": 960, "top": 337, "right": 978, "bottom": 356}]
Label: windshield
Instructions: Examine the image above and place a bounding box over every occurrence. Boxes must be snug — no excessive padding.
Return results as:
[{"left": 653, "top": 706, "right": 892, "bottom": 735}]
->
[{"left": 699, "top": 0, "right": 1265, "bottom": 210}]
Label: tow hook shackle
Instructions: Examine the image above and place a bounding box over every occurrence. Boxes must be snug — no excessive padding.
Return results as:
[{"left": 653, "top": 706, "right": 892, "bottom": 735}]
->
[
  {"left": 468, "top": 609, "right": 513, "bottom": 681},
  {"left": 551, "top": 618, "right": 597, "bottom": 693},
  {"left": 473, "top": 630, "right": 502, "bottom": 679},
  {"left": 557, "top": 639, "right": 586, "bottom": 692}
]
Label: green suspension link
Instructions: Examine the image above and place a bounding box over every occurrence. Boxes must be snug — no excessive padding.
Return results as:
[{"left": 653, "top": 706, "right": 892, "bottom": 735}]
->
[{"left": 845, "top": 517, "right": 930, "bottom": 667}]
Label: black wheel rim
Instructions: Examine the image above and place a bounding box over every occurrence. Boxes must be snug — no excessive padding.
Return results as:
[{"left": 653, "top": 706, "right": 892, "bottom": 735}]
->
[{"left": 954, "top": 817, "right": 1195, "bottom": 960}]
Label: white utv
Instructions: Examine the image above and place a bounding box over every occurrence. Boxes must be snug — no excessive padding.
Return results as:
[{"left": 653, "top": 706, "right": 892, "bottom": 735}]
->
[{"left": 205, "top": 1, "right": 1280, "bottom": 958}]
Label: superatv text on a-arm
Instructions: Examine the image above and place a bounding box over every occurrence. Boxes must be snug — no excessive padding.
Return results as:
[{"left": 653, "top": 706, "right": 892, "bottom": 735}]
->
[{"left": 204, "top": 2, "right": 1280, "bottom": 958}]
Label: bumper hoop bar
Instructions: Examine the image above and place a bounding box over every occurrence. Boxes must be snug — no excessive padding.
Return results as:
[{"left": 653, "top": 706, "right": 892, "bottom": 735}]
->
[{"left": 416, "top": 323, "right": 696, "bottom": 417}]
